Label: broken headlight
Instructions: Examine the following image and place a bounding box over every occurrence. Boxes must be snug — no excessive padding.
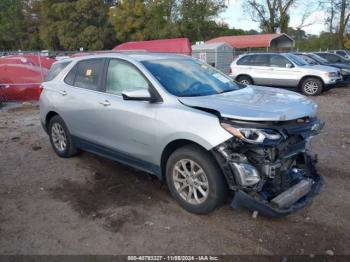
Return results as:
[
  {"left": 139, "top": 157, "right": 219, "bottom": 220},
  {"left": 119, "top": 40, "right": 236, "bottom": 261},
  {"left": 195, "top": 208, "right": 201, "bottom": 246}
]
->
[{"left": 221, "top": 123, "right": 281, "bottom": 144}]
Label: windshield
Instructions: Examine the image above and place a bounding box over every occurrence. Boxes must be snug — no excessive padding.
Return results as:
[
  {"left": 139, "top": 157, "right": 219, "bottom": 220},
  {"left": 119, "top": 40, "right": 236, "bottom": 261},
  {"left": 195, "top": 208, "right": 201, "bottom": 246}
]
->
[
  {"left": 309, "top": 53, "right": 329, "bottom": 64},
  {"left": 142, "top": 58, "right": 241, "bottom": 97},
  {"left": 284, "top": 54, "right": 308, "bottom": 66}
]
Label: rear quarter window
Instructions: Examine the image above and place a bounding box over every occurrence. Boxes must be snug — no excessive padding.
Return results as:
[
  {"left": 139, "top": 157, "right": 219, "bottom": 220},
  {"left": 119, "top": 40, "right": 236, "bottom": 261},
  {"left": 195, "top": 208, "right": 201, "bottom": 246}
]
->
[
  {"left": 73, "top": 59, "right": 104, "bottom": 91},
  {"left": 64, "top": 59, "right": 104, "bottom": 90},
  {"left": 45, "top": 62, "right": 70, "bottom": 82}
]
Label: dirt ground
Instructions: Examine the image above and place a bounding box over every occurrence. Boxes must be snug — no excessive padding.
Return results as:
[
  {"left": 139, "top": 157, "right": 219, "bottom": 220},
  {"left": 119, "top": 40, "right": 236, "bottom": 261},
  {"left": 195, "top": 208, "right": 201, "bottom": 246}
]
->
[{"left": 0, "top": 87, "right": 349, "bottom": 256}]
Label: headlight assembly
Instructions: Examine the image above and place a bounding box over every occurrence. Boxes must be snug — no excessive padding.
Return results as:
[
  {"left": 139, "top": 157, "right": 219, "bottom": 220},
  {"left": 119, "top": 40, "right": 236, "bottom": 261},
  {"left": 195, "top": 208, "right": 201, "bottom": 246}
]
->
[
  {"left": 325, "top": 72, "right": 338, "bottom": 77},
  {"left": 340, "top": 68, "right": 350, "bottom": 75},
  {"left": 221, "top": 123, "right": 281, "bottom": 144}
]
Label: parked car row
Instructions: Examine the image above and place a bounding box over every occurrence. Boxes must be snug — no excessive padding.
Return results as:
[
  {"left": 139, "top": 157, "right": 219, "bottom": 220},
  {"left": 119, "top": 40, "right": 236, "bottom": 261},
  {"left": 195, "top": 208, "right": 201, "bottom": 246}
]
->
[
  {"left": 328, "top": 49, "right": 350, "bottom": 60},
  {"left": 230, "top": 51, "right": 350, "bottom": 96}
]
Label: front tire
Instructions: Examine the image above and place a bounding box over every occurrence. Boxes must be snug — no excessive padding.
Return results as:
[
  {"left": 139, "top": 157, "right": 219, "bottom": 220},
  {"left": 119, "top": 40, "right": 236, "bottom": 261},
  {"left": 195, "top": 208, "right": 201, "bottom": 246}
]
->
[
  {"left": 301, "top": 77, "right": 323, "bottom": 96},
  {"left": 166, "top": 145, "right": 227, "bottom": 214},
  {"left": 48, "top": 115, "right": 77, "bottom": 158}
]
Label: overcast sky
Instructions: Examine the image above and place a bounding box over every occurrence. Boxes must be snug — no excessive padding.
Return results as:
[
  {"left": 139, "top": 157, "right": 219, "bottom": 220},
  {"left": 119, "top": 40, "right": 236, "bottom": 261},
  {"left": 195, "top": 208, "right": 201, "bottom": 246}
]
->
[{"left": 220, "top": 0, "right": 326, "bottom": 35}]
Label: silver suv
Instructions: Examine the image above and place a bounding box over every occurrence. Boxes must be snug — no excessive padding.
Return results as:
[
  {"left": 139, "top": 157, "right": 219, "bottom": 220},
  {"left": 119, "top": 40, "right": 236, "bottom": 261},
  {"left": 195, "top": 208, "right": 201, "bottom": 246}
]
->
[
  {"left": 230, "top": 53, "right": 341, "bottom": 96},
  {"left": 40, "top": 53, "right": 323, "bottom": 217}
]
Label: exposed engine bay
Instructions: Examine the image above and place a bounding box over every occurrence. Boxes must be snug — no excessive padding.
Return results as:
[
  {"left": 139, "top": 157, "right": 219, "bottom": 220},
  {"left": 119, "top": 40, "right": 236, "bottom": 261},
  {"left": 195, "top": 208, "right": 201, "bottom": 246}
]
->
[{"left": 212, "top": 116, "right": 324, "bottom": 217}]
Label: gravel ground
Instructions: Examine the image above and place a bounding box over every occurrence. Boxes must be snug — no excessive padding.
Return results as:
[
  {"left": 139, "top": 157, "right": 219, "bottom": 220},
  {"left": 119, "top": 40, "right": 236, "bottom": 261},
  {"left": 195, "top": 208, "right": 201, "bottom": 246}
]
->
[{"left": 0, "top": 87, "right": 349, "bottom": 256}]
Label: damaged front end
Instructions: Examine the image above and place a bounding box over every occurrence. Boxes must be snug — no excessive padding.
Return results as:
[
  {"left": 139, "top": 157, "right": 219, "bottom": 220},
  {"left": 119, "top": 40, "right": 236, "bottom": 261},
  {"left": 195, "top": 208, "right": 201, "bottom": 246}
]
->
[{"left": 213, "top": 117, "right": 324, "bottom": 217}]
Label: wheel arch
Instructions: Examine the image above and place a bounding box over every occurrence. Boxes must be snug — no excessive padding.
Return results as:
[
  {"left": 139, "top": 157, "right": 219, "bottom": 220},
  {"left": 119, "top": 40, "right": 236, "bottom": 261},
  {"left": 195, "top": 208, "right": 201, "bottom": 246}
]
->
[
  {"left": 298, "top": 75, "right": 324, "bottom": 89},
  {"left": 160, "top": 139, "right": 209, "bottom": 180},
  {"left": 45, "top": 111, "right": 59, "bottom": 130},
  {"left": 235, "top": 74, "right": 254, "bottom": 84}
]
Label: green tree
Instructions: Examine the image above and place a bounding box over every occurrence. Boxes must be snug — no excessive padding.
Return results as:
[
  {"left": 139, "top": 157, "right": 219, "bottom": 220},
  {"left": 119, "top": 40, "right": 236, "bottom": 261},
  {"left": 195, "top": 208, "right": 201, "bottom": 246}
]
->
[
  {"left": 40, "top": 0, "right": 115, "bottom": 50},
  {"left": 0, "top": 0, "right": 25, "bottom": 50},
  {"left": 109, "top": 0, "right": 149, "bottom": 42},
  {"left": 179, "top": 0, "right": 226, "bottom": 42},
  {"left": 22, "top": 0, "right": 43, "bottom": 50},
  {"left": 144, "top": 0, "right": 180, "bottom": 39}
]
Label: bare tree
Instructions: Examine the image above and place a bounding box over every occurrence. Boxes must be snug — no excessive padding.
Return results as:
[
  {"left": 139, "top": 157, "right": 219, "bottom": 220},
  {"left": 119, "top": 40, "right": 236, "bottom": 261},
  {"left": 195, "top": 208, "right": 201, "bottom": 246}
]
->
[
  {"left": 338, "top": 0, "right": 350, "bottom": 48},
  {"left": 278, "top": 0, "right": 296, "bottom": 32},
  {"left": 243, "top": 0, "right": 296, "bottom": 33},
  {"left": 321, "top": 0, "right": 350, "bottom": 48},
  {"left": 243, "top": 0, "right": 278, "bottom": 32}
]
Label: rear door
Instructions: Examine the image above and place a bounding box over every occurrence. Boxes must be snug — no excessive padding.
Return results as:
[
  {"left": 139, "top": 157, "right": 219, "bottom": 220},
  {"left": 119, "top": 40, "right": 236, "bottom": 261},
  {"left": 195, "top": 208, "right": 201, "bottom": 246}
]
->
[{"left": 58, "top": 58, "right": 107, "bottom": 144}]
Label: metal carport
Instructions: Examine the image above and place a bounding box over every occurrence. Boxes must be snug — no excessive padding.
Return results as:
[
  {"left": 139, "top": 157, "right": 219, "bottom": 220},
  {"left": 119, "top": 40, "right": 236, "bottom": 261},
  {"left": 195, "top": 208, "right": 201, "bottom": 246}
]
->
[{"left": 206, "top": 33, "right": 294, "bottom": 51}]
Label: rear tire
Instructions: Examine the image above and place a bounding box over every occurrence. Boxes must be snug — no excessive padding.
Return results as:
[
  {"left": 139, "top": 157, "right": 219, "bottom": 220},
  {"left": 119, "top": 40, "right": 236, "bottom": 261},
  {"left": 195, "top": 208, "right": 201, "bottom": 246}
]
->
[
  {"left": 48, "top": 115, "right": 77, "bottom": 158},
  {"left": 301, "top": 77, "right": 323, "bottom": 96},
  {"left": 236, "top": 75, "right": 253, "bottom": 85},
  {"left": 166, "top": 145, "right": 227, "bottom": 214}
]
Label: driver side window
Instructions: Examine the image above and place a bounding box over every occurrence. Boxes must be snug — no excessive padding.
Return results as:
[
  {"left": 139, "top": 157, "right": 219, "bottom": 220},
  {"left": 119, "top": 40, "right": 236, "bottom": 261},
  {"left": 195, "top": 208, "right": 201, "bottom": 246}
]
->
[{"left": 106, "top": 59, "right": 149, "bottom": 96}]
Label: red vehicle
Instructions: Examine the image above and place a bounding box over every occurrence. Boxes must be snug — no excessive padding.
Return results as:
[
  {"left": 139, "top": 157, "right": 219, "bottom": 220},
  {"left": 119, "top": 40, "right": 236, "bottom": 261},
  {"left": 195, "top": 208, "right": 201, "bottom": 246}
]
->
[{"left": 0, "top": 54, "right": 54, "bottom": 102}]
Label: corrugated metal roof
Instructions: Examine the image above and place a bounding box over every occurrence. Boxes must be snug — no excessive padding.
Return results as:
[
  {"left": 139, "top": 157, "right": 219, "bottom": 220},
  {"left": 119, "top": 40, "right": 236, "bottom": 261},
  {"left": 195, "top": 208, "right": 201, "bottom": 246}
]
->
[
  {"left": 113, "top": 38, "right": 192, "bottom": 55},
  {"left": 192, "top": 42, "right": 232, "bottom": 50},
  {"left": 206, "top": 33, "right": 293, "bottom": 49}
]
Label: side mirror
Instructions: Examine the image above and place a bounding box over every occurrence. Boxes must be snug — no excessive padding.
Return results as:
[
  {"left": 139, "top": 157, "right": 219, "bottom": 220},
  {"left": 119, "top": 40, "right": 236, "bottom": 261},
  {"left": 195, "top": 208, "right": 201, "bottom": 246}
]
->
[
  {"left": 122, "top": 89, "right": 155, "bottom": 102},
  {"left": 286, "top": 63, "right": 293, "bottom": 68}
]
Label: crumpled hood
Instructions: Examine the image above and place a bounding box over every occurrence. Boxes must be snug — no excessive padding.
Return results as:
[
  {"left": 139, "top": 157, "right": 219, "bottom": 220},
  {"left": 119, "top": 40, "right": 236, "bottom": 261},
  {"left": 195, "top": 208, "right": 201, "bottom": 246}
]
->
[{"left": 178, "top": 86, "right": 318, "bottom": 121}]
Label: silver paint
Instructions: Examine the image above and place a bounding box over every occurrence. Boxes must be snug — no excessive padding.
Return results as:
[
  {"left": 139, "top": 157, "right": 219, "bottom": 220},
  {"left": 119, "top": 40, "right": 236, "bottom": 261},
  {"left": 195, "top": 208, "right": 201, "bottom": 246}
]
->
[{"left": 40, "top": 53, "right": 320, "bottom": 169}]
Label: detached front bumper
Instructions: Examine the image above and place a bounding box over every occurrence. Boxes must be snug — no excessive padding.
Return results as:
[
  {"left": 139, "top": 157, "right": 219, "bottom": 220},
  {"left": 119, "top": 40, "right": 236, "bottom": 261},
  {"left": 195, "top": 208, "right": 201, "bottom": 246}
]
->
[{"left": 231, "top": 171, "right": 323, "bottom": 217}]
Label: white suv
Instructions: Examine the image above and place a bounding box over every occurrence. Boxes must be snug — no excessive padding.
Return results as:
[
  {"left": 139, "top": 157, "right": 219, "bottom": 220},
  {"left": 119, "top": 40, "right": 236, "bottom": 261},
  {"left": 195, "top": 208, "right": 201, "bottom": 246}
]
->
[{"left": 230, "top": 53, "right": 341, "bottom": 96}]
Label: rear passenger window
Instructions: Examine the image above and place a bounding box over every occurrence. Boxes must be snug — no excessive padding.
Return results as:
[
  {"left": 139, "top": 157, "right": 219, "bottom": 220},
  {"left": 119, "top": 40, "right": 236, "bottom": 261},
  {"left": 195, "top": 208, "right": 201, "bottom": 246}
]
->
[
  {"left": 71, "top": 59, "right": 104, "bottom": 91},
  {"left": 250, "top": 55, "right": 268, "bottom": 66},
  {"left": 45, "top": 61, "right": 70, "bottom": 82}
]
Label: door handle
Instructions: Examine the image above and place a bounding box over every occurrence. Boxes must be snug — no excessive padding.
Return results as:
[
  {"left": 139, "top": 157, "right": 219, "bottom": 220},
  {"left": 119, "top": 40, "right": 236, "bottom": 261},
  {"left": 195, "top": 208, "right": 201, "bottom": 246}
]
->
[
  {"left": 59, "top": 90, "right": 67, "bottom": 96},
  {"left": 99, "top": 100, "right": 111, "bottom": 107}
]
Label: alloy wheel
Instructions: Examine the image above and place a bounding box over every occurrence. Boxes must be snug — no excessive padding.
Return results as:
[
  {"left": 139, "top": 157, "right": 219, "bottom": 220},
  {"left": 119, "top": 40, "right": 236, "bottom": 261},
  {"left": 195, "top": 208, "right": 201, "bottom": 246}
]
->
[
  {"left": 240, "top": 79, "right": 250, "bottom": 85},
  {"left": 51, "top": 122, "right": 67, "bottom": 152},
  {"left": 172, "top": 159, "right": 209, "bottom": 205},
  {"left": 304, "top": 80, "right": 319, "bottom": 95}
]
